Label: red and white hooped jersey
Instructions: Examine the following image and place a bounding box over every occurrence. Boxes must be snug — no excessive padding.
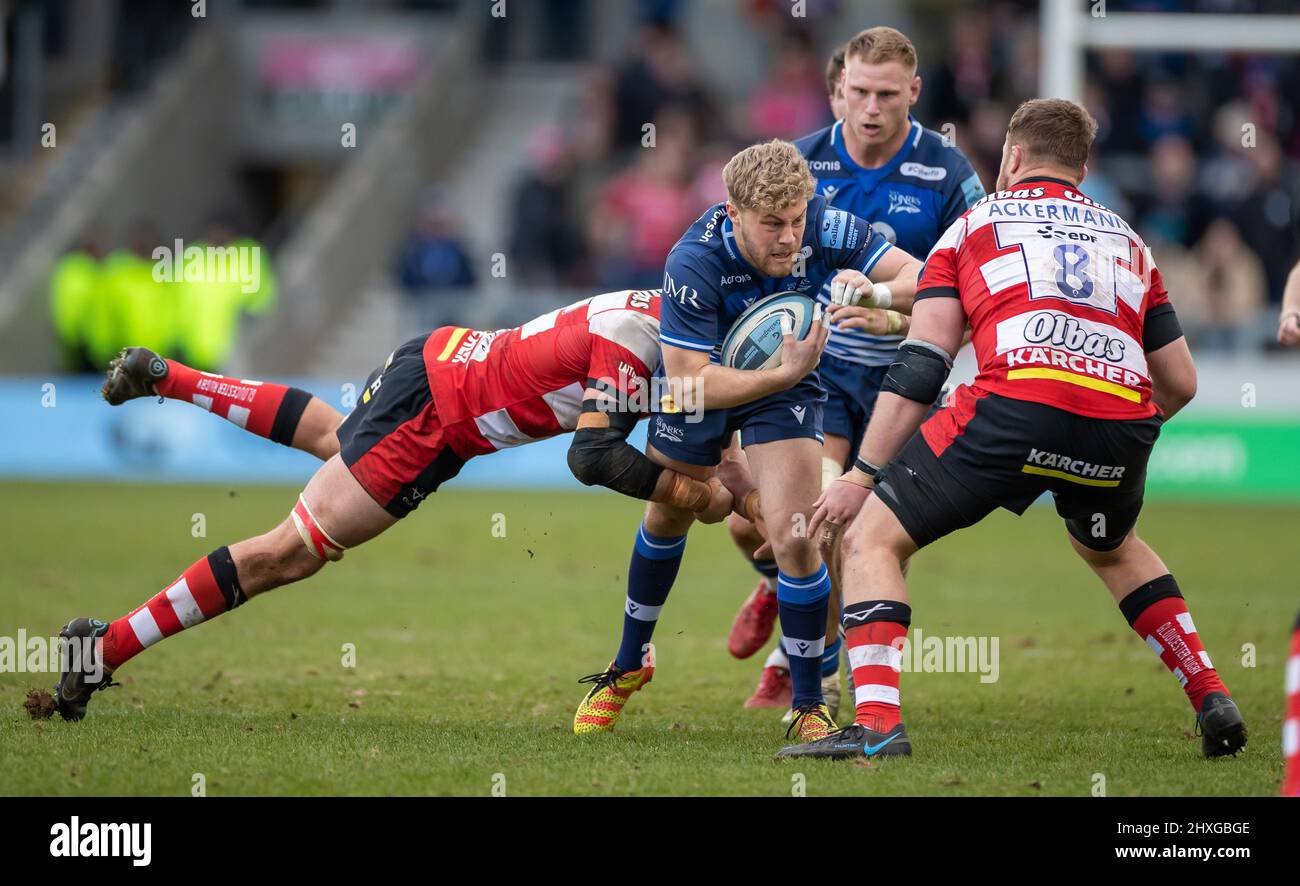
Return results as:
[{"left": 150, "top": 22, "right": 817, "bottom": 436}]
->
[
  {"left": 918, "top": 178, "right": 1172, "bottom": 420},
  {"left": 423, "top": 289, "right": 661, "bottom": 456}
]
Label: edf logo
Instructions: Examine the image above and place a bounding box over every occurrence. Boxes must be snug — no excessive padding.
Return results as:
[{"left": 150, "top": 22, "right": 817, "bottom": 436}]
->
[{"left": 664, "top": 274, "right": 700, "bottom": 309}]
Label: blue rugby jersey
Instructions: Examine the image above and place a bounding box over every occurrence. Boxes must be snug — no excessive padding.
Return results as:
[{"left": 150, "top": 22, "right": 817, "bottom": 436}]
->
[
  {"left": 658, "top": 194, "right": 891, "bottom": 363},
  {"left": 793, "top": 117, "right": 986, "bottom": 366}
]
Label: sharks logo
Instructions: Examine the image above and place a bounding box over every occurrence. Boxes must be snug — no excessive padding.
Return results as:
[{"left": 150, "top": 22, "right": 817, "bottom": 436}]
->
[{"left": 887, "top": 191, "right": 922, "bottom": 215}]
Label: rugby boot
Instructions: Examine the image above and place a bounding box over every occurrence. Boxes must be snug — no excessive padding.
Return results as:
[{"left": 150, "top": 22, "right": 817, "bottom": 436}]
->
[
  {"left": 102, "top": 347, "right": 168, "bottom": 405},
  {"left": 54, "top": 618, "right": 119, "bottom": 721},
  {"left": 1197, "top": 691, "right": 1247, "bottom": 758},
  {"left": 573, "top": 661, "right": 653, "bottom": 734},
  {"left": 728, "top": 582, "right": 779, "bottom": 659},
  {"left": 744, "top": 665, "right": 792, "bottom": 709},
  {"left": 774, "top": 722, "right": 912, "bottom": 761}
]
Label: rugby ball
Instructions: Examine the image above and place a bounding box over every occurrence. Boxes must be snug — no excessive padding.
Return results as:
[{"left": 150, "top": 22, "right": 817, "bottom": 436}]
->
[{"left": 719, "top": 291, "right": 816, "bottom": 370}]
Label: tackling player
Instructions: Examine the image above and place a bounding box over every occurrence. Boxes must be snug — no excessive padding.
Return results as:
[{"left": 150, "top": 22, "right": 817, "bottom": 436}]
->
[
  {"left": 50, "top": 290, "right": 738, "bottom": 720},
  {"left": 573, "top": 140, "right": 923, "bottom": 746},
  {"left": 775, "top": 99, "right": 1247, "bottom": 761},
  {"left": 725, "top": 28, "right": 987, "bottom": 718}
]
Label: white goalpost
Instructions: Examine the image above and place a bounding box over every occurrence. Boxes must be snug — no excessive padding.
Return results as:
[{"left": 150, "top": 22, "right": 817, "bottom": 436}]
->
[{"left": 1040, "top": 0, "right": 1300, "bottom": 101}]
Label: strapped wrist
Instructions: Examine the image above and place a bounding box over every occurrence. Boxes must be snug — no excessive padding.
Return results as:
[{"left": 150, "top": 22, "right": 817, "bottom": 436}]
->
[
  {"left": 853, "top": 456, "right": 885, "bottom": 482},
  {"left": 736, "top": 488, "right": 761, "bottom": 522}
]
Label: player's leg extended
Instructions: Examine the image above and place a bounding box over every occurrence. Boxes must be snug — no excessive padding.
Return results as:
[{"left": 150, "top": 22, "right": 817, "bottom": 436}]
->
[
  {"left": 819, "top": 488, "right": 914, "bottom": 722},
  {"left": 53, "top": 455, "right": 396, "bottom": 720},
  {"left": 573, "top": 442, "right": 706, "bottom": 734},
  {"left": 744, "top": 435, "right": 836, "bottom": 741},
  {"left": 102, "top": 347, "right": 343, "bottom": 461},
  {"left": 1067, "top": 528, "right": 1247, "bottom": 758}
]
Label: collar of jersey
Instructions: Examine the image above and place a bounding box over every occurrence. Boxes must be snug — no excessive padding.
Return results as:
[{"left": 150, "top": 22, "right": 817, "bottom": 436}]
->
[
  {"left": 720, "top": 215, "right": 763, "bottom": 278},
  {"left": 830, "top": 115, "right": 922, "bottom": 189},
  {"left": 1010, "top": 175, "right": 1078, "bottom": 189}
]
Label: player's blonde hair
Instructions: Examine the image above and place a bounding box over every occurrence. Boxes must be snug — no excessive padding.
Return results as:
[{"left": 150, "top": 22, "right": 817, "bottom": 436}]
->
[
  {"left": 844, "top": 26, "right": 918, "bottom": 74},
  {"left": 1007, "top": 98, "right": 1098, "bottom": 172},
  {"left": 722, "top": 140, "right": 816, "bottom": 214}
]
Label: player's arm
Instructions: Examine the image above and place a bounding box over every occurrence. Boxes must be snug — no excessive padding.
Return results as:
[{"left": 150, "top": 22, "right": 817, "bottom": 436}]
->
[
  {"left": 853, "top": 296, "right": 965, "bottom": 475},
  {"left": 859, "top": 241, "right": 924, "bottom": 313},
  {"left": 808, "top": 297, "right": 964, "bottom": 536},
  {"left": 1146, "top": 337, "right": 1196, "bottom": 421},
  {"left": 825, "top": 242, "right": 927, "bottom": 337},
  {"left": 660, "top": 253, "right": 828, "bottom": 410},
  {"left": 661, "top": 322, "right": 827, "bottom": 412},
  {"left": 1278, "top": 259, "right": 1300, "bottom": 347},
  {"left": 1143, "top": 264, "right": 1195, "bottom": 420},
  {"left": 809, "top": 233, "right": 965, "bottom": 534},
  {"left": 566, "top": 387, "right": 733, "bottom": 522},
  {"left": 824, "top": 212, "right": 923, "bottom": 316},
  {"left": 828, "top": 306, "right": 910, "bottom": 337}
]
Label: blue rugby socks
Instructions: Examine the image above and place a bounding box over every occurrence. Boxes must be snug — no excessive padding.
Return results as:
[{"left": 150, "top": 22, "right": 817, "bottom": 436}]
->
[{"left": 613, "top": 523, "right": 686, "bottom": 673}]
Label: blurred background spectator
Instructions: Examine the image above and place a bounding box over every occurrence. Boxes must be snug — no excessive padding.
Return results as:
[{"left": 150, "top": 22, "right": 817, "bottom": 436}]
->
[
  {"left": 396, "top": 188, "right": 477, "bottom": 300},
  {"left": 18, "top": 0, "right": 1300, "bottom": 371}
]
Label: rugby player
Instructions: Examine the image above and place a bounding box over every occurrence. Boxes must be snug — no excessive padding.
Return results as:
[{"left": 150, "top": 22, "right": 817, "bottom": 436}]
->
[
  {"left": 573, "top": 140, "right": 923, "bottom": 745},
  {"left": 772, "top": 98, "right": 1248, "bottom": 760},
  {"left": 50, "top": 290, "right": 739, "bottom": 720},
  {"left": 725, "top": 28, "right": 987, "bottom": 719},
  {"left": 1280, "top": 262, "right": 1300, "bottom": 794}
]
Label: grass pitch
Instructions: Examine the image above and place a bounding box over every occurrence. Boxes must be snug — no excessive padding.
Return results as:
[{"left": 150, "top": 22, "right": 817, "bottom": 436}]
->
[{"left": 0, "top": 480, "right": 1292, "bottom": 796}]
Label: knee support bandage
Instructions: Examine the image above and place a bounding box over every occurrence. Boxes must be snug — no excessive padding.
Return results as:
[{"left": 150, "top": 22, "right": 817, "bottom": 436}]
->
[{"left": 291, "top": 495, "right": 346, "bottom": 562}]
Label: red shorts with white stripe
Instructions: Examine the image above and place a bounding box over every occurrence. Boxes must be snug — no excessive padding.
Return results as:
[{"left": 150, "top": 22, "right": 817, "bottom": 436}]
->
[{"left": 337, "top": 334, "right": 467, "bottom": 518}]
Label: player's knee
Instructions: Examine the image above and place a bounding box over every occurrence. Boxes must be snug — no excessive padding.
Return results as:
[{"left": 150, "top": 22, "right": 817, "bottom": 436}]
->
[
  {"left": 289, "top": 494, "right": 348, "bottom": 564},
  {"left": 838, "top": 520, "right": 874, "bottom": 562},
  {"left": 1067, "top": 523, "right": 1136, "bottom": 566},
  {"left": 766, "top": 518, "right": 818, "bottom": 569},
  {"left": 840, "top": 512, "right": 900, "bottom": 564}
]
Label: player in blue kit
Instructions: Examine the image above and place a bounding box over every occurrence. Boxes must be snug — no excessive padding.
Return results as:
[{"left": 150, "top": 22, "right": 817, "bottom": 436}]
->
[
  {"left": 725, "top": 27, "right": 988, "bottom": 717},
  {"left": 573, "top": 139, "right": 923, "bottom": 747}
]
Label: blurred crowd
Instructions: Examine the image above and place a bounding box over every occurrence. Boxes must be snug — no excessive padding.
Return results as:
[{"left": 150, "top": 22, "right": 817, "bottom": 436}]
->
[
  {"left": 400, "top": 0, "right": 1298, "bottom": 354},
  {"left": 50, "top": 221, "right": 276, "bottom": 373}
]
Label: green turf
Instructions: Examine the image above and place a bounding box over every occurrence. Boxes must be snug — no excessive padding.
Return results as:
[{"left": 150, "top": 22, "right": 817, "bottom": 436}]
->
[{"left": 0, "top": 480, "right": 1291, "bottom": 796}]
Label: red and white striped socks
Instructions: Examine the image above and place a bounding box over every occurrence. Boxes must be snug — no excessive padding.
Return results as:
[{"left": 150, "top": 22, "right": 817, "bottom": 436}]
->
[
  {"left": 157, "top": 360, "right": 311, "bottom": 447},
  {"left": 101, "top": 547, "right": 246, "bottom": 671},
  {"left": 1120, "top": 574, "right": 1228, "bottom": 712},
  {"left": 1283, "top": 611, "right": 1300, "bottom": 798},
  {"left": 843, "top": 600, "right": 910, "bottom": 732}
]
